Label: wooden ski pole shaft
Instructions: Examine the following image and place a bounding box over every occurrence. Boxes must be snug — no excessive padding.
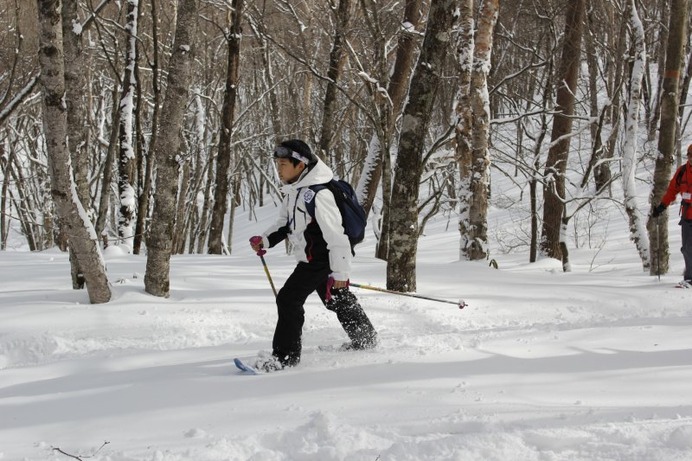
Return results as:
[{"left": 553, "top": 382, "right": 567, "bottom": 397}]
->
[
  {"left": 258, "top": 253, "right": 277, "bottom": 297},
  {"left": 350, "top": 282, "right": 466, "bottom": 309}
]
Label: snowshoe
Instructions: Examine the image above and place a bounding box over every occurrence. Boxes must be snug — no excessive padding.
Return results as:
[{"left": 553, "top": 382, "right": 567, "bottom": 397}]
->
[{"left": 676, "top": 280, "right": 692, "bottom": 289}]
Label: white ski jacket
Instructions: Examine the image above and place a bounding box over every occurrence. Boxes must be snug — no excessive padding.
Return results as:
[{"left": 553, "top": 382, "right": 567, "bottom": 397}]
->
[{"left": 261, "top": 159, "right": 353, "bottom": 281}]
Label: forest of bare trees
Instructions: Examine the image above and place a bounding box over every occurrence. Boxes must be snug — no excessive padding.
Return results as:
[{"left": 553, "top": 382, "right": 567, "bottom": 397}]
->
[{"left": 1, "top": 0, "right": 691, "bottom": 301}]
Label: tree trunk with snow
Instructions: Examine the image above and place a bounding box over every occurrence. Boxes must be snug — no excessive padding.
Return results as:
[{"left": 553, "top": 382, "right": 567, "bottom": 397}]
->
[
  {"left": 36, "top": 0, "right": 111, "bottom": 304},
  {"left": 208, "top": 0, "right": 243, "bottom": 255},
  {"left": 622, "top": 0, "right": 650, "bottom": 271},
  {"left": 357, "top": 0, "right": 424, "bottom": 262},
  {"left": 117, "top": 0, "right": 139, "bottom": 253},
  {"left": 386, "top": 0, "right": 458, "bottom": 292},
  {"left": 648, "top": 0, "right": 688, "bottom": 276},
  {"left": 95, "top": 85, "right": 120, "bottom": 241},
  {"left": 455, "top": 0, "right": 474, "bottom": 259},
  {"left": 456, "top": 0, "right": 498, "bottom": 262},
  {"left": 62, "top": 0, "right": 90, "bottom": 288},
  {"left": 144, "top": 0, "right": 199, "bottom": 297},
  {"left": 62, "top": 1, "right": 89, "bottom": 210}
]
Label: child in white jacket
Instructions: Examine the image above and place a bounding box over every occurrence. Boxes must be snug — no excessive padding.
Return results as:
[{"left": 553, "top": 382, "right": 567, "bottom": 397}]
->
[{"left": 250, "top": 139, "right": 377, "bottom": 371}]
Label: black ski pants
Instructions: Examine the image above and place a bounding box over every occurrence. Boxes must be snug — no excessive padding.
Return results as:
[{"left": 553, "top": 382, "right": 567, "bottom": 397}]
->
[
  {"left": 272, "top": 261, "right": 377, "bottom": 366},
  {"left": 681, "top": 219, "right": 692, "bottom": 280}
]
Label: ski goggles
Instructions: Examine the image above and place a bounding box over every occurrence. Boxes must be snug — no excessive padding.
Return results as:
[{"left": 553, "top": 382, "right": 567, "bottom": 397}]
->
[{"left": 273, "top": 146, "right": 310, "bottom": 164}]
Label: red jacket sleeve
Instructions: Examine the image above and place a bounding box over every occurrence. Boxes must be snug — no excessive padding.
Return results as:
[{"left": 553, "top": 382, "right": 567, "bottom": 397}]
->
[{"left": 661, "top": 165, "right": 686, "bottom": 206}]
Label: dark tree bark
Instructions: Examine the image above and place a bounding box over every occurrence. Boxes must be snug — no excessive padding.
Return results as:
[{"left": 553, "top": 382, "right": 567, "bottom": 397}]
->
[
  {"left": 318, "top": 0, "right": 351, "bottom": 161},
  {"left": 133, "top": 0, "right": 161, "bottom": 255},
  {"left": 208, "top": 0, "right": 244, "bottom": 255},
  {"left": 359, "top": 0, "right": 424, "bottom": 261},
  {"left": 540, "top": 0, "right": 585, "bottom": 261},
  {"left": 648, "top": 0, "right": 689, "bottom": 276},
  {"left": 386, "top": 0, "right": 458, "bottom": 292},
  {"left": 144, "top": 0, "right": 199, "bottom": 297}
]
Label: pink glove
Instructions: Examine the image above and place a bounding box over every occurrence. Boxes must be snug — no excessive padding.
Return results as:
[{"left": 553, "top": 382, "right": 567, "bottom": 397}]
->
[
  {"left": 325, "top": 277, "right": 349, "bottom": 302},
  {"left": 249, "top": 236, "right": 266, "bottom": 256}
]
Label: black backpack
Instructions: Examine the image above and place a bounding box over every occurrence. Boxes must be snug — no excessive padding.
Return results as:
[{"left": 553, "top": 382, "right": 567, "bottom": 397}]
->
[
  {"left": 305, "top": 179, "right": 367, "bottom": 247},
  {"left": 676, "top": 163, "right": 687, "bottom": 186}
]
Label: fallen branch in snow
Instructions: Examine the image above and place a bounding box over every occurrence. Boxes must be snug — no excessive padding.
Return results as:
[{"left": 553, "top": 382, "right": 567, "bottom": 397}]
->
[{"left": 51, "top": 441, "right": 110, "bottom": 460}]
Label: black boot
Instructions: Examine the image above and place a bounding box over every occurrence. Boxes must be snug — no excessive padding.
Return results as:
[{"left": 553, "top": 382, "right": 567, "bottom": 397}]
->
[{"left": 327, "top": 288, "right": 378, "bottom": 349}]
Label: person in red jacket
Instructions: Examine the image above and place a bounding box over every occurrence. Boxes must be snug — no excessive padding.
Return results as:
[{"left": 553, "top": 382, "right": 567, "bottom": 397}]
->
[{"left": 652, "top": 144, "right": 692, "bottom": 285}]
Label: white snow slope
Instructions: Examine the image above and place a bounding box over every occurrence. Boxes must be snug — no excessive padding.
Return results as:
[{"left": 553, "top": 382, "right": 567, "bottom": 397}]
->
[{"left": 1, "top": 193, "right": 692, "bottom": 461}]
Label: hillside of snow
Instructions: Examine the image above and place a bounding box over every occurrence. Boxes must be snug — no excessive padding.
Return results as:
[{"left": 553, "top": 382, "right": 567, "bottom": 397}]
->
[{"left": 2, "top": 183, "right": 692, "bottom": 461}]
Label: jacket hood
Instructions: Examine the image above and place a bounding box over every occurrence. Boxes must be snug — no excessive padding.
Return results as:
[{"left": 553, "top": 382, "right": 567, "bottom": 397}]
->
[{"left": 280, "top": 158, "right": 333, "bottom": 193}]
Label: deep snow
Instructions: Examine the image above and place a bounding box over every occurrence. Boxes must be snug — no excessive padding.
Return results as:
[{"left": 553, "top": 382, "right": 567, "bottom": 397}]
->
[{"left": 1, "top": 193, "right": 692, "bottom": 460}]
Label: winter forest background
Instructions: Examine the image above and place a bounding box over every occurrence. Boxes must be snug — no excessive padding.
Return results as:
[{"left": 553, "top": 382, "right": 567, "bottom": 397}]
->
[{"left": 1, "top": 0, "right": 692, "bottom": 299}]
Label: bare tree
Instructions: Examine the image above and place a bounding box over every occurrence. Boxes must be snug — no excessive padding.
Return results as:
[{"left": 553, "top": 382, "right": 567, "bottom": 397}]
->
[
  {"left": 456, "top": 0, "right": 499, "bottom": 261},
  {"left": 585, "top": 0, "right": 621, "bottom": 192},
  {"left": 208, "top": 0, "right": 244, "bottom": 255},
  {"left": 0, "top": 0, "right": 682, "bottom": 278},
  {"left": 62, "top": 0, "right": 94, "bottom": 288},
  {"left": 648, "top": 0, "right": 689, "bottom": 276},
  {"left": 540, "top": 0, "right": 585, "bottom": 261},
  {"left": 386, "top": 0, "right": 458, "bottom": 292},
  {"left": 0, "top": 1, "right": 39, "bottom": 126},
  {"left": 117, "top": 0, "right": 139, "bottom": 252},
  {"left": 144, "top": 0, "right": 199, "bottom": 297},
  {"left": 355, "top": 0, "right": 424, "bottom": 261},
  {"left": 133, "top": 0, "right": 161, "bottom": 255},
  {"left": 622, "top": 0, "right": 650, "bottom": 270},
  {"left": 62, "top": 1, "right": 90, "bottom": 209},
  {"left": 36, "top": 0, "right": 111, "bottom": 303},
  {"left": 317, "top": 0, "right": 351, "bottom": 160}
]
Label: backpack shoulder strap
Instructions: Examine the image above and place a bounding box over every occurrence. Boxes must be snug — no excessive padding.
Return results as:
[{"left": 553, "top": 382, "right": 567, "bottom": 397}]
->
[
  {"left": 676, "top": 163, "right": 687, "bottom": 186},
  {"left": 305, "top": 182, "right": 332, "bottom": 219}
]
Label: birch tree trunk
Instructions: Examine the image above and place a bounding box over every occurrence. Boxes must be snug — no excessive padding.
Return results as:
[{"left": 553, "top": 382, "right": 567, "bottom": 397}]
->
[
  {"left": 455, "top": 0, "right": 475, "bottom": 259},
  {"left": 622, "top": 0, "right": 650, "bottom": 270},
  {"left": 208, "top": 0, "right": 243, "bottom": 255},
  {"left": 62, "top": 0, "right": 89, "bottom": 209},
  {"left": 62, "top": 0, "right": 89, "bottom": 288},
  {"left": 540, "top": 0, "right": 585, "bottom": 260},
  {"left": 456, "top": 0, "right": 499, "bottom": 261},
  {"left": 648, "top": 0, "right": 689, "bottom": 276},
  {"left": 386, "top": 0, "right": 458, "bottom": 292},
  {"left": 117, "top": 0, "right": 139, "bottom": 252},
  {"left": 36, "top": 0, "right": 111, "bottom": 304},
  {"left": 144, "top": 0, "right": 199, "bottom": 297}
]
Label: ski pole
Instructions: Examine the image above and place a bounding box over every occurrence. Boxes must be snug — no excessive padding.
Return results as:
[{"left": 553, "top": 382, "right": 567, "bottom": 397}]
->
[
  {"left": 257, "top": 250, "right": 277, "bottom": 297},
  {"left": 350, "top": 282, "right": 466, "bottom": 309},
  {"left": 259, "top": 253, "right": 277, "bottom": 297},
  {"left": 250, "top": 237, "right": 277, "bottom": 297}
]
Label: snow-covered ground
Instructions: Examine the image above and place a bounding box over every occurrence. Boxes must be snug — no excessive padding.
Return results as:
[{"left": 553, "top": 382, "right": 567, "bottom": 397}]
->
[{"left": 2, "top": 192, "right": 692, "bottom": 460}]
